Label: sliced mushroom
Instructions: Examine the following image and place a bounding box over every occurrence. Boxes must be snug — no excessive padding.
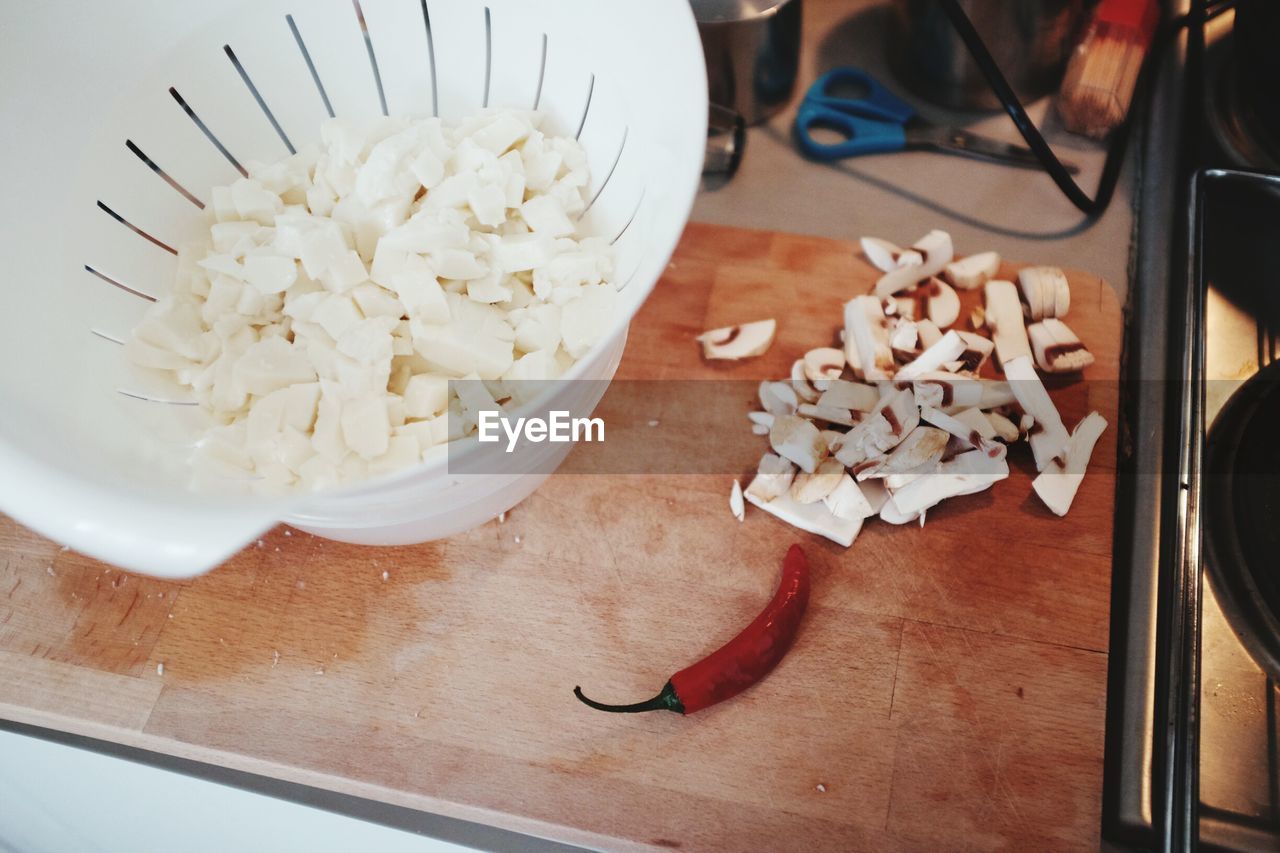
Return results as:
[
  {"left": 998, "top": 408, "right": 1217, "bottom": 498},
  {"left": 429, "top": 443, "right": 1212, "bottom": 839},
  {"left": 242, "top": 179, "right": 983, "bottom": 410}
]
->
[
  {"left": 820, "top": 429, "right": 846, "bottom": 450},
  {"left": 759, "top": 380, "right": 798, "bottom": 416},
  {"left": 986, "top": 411, "right": 1021, "bottom": 442},
  {"left": 834, "top": 387, "right": 919, "bottom": 466},
  {"left": 1028, "top": 318, "right": 1095, "bottom": 373},
  {"left": 1017, "top": 266, "right": 1071, "bottom": 320},
  {"left": 729, "top": 479, "right": 745, "bottom": 522},
  {"left": 860, "top": 237, "right": 922, "bottom": 273},
  {"left": 844, "top": 295, "right": 895, "bottom": 381},
  {"left": 696, "top": 318, "right": 777, "bottom": 360},
  {"left": 953, "top": 407, "right": 997, "bottom": 440},
  {"left": 1032, "top": 411, "right": 1108, "bottom": 516},
  {"left": 916, "top": 319, "right": 943, "bottom": 349},
  {"left": 919, "top": 406, "right": 1007, "bottom": 461},
  {"left": 769, "top": 414, "right": 828, "bottom": 474},
  {"left": 803, "top": 347, "right": 846, "bottom": 383},
  {"left": 790, "top": 359, "right": 821, "bottom": 403},
  {"left": 745, "top": 452, "right": 797, "bottom": 503},
  {"left": 791, "top": 458, "right": 846, "bottom": 504},
  {"left": 944, "top": 251, "right": 1001, "bottom": 290},
  {"left": 818, "top": 379, "right": 880, "bottom": 412},
  {"left": 887, "top": 449, "right": 1009, "bottom": 517},
  {"left": 747, "top": 410, "right": 775, "bottom": 430},
  {"left": 889, "top": 320, "right": 920, "bottom": 363},
  {"left": 823, "top": 474, "right": 881, "bottom": 521},
  {"left": 878, "top": 500, "right": 921, "bottom": 526},
  {"left": 857, "top": 425, "right": 950, "bottom": 479},
  {"left": 743, "top": 490, "right": 863, "bottom": 548},
  {"left": 797, "top": 403, "right": 860, "bottom": 427},
  {"left": 874, "top": 230, "right": 954, "bottom": 298},
  {"left": 751, "top": 423, "right": 770, "bottom": 436},
  {"left": 1003, "top": 355, "right": 1070, "bottom": 471},
  {"left": 984, "top": 280, "right": 1032, "bottom": 369},
  {"left": 912, "top": 373, "right": 1015, "bottom": 410},
  {"left": 955, "top": 331, "right": 995, "bottom": 374},
  {"left": 896, "top": 330, "right": 967, "bottom": 381},
  {"left": 895, "top": 278, "right": 961, "bottom": 329}
]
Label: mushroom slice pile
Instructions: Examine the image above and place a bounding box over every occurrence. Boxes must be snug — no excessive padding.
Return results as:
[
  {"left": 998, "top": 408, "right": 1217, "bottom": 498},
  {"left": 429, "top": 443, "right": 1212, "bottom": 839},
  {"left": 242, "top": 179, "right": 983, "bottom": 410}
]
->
[{"left": 727, "top": 229, "right": 1109, "bottom": 544}]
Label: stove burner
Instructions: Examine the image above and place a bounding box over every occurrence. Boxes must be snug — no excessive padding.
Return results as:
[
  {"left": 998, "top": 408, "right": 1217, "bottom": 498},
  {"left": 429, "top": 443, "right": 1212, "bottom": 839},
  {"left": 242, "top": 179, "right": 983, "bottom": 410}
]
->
[
  {"left": 1204, "top": 360, "right": 1280, "bottom": 681},
  {"left": 1206, "top": 47, "right": 1280, "bottom": 171}
]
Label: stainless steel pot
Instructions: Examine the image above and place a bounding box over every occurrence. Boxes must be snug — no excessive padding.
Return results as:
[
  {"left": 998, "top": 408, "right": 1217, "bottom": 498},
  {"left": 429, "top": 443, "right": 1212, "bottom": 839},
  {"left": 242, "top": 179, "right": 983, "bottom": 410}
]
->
[
  {"left": 889, "top": 0, "right": 1096, "bottom": 111},
  {"left": 692, "top": 0, "right": 802, "bottom": 125}
]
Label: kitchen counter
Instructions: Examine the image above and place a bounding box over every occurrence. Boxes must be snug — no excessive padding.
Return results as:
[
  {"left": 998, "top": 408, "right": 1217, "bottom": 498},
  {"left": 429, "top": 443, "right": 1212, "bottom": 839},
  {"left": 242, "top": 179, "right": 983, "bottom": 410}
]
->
[
  {"left": 0, "top": 2, "right": 1143, "bottom": 851},
  {"left": 693, "top": 0, "right": 1135, "bottom": 303}
]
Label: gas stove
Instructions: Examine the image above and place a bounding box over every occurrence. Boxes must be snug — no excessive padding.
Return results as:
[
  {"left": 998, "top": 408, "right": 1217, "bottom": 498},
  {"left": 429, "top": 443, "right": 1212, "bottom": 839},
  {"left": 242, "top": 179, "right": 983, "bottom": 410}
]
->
[{"left": 1104, "top": 5, "right": 1280, "bottom": 850}]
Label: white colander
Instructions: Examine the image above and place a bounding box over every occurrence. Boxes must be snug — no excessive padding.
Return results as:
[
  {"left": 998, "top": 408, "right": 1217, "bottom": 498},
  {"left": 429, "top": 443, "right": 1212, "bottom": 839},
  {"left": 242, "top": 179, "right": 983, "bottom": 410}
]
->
[{"left": 0, "top": 0, "right": 707, "bottom": 578}]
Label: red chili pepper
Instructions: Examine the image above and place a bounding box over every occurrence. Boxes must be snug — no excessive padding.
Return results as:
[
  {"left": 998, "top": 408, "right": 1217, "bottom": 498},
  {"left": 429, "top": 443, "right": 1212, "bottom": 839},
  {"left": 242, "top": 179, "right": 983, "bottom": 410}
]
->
[{"left": 573, "top": 544, "right": 810, "bottom": 715}]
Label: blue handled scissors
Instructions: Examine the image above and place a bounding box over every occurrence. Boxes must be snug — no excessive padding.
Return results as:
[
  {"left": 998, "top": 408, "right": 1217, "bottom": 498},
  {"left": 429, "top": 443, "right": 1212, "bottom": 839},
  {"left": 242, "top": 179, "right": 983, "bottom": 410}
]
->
[{"left": 794, "top": 67, "right": 1078, "bottom": 174}]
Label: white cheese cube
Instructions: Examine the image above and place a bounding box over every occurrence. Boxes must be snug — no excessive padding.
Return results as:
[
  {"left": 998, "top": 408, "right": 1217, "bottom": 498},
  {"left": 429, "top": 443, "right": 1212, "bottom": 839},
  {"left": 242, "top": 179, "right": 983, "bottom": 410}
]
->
[
  {"left": 492, "top": 233, "right": 555, "bottom": 273},
  {"left": 232, "top": 337, "right": 318, "bottom": 396},
  {"left": 341, "top": 395, "right": 391, "bottom": 460},
  {"left": 336, "top": 317, "right": 396, "bottom": 366},
  {"left": 369, "top": 435, "right": 419, "bottom": 476},
  {"left": 432, "top": 248, "right": 487, "bottom": 281},
  {"left": 350, "top": 283, "right": 405, "bottom": 319},
  {"left": 310, "top": 294, "right": 363, "bottom": 340},
  {"left": 231, "top": 178, "right": 283, "bottom": 225},
  {"left": 403, "top": 374, "right": 448, "bottom": 419},
  {"left": 467, "top": 182, "right": 507, "bottom": 228},
  {"left": 560, "top": 284, "right": 617, "bottom": 358},
  {"left": 390, "top": 256, "right": 450, "bottom": 323},
  {"left": 319, "top": 249, "right": 369, "bottom": 293},
  {"left": 410, "top": 148, "right": 445, "bottom": 189},
  {"left": 210, "top": 221, "right": 261, "bottom": 256},
  {"left": 521, "top": 195, "right": 575, "bottom": 237},
  {"left": 197, "top": 254, "right": 244, "bottom": 280},
  {"left": 470, "top": 111, "right": 531, "bottom": 155},
  {"left": 243, "top": 255, "right": 298, "bottom": 294},
  {"left": 513, "top": 302, "right": 562, "bottom": 353},
  {"left": 466, "top": 269, "right": 513, "bottom": 304},
  {"left": 211, "top": 186, "right": 238, "bottom": 222}
]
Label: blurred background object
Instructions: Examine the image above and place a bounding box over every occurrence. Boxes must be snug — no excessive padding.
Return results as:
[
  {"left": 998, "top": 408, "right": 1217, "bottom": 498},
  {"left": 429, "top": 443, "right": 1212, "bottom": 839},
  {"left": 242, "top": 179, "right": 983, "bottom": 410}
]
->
[
  {"left": 890, "top": 0, "right": 1097, "bottom": 110},
  {"left": 703, "top": 103, "right": 748, "bottom": 178},
  {"left": 1057, "top": 0, "right": 1159, "bottom": 139},
  {"left": 693, "top": 0, "right": 803, "bottom": 125}
]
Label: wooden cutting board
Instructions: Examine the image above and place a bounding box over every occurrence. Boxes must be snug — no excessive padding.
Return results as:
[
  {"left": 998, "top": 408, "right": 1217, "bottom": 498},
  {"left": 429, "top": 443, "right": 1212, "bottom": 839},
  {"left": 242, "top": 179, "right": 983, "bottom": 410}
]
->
[{"left": 0, "top": 223, "right": 1120, "bottom": 852}]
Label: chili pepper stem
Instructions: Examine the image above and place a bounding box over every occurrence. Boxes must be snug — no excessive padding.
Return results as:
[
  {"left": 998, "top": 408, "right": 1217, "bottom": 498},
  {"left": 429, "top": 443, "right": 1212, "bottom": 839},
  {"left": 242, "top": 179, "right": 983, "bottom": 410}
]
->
[{"left": 573, "top": 681, "right": 685, "bottom": 714}]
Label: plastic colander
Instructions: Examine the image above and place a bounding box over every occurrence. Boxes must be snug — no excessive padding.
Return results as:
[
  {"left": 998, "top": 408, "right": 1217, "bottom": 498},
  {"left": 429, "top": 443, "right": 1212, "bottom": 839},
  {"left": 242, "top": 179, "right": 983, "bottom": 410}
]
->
[{"left": 0, "top": 0, "right": 707, "bottom": 578}]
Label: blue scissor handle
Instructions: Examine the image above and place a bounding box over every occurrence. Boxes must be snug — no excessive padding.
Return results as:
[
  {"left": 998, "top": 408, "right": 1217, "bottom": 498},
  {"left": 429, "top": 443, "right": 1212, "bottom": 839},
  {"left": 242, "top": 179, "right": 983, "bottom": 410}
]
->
[
  {"left": 805, "top": 67, "right": 916, "bottom": 125},
  {"left": 793, "top": 102, "right": 907, "bottom": 161}
]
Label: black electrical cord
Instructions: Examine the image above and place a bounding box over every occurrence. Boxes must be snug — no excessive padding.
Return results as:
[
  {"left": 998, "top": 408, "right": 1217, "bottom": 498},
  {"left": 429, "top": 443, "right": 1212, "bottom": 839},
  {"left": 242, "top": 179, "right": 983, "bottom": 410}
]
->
[{"left": 937, "top": 0, "right": 1237, "bottom": 217}]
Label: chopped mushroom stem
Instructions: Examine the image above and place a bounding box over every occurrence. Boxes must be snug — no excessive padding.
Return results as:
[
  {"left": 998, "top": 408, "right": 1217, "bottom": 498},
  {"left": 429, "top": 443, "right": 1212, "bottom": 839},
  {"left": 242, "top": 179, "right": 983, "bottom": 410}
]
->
[{"left": 1032, "top": 412, "right": 1108, "bottom": 516}]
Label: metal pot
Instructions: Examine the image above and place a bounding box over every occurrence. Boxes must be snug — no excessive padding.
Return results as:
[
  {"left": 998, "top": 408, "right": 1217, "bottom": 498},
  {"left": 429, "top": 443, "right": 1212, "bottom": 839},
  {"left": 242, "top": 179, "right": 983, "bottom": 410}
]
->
[
  {"left": 692, "top": 0, "right": 803, "bottom": 125},
  {"left": 889, "top": 0, "right": 1096, "bottom": 111}
]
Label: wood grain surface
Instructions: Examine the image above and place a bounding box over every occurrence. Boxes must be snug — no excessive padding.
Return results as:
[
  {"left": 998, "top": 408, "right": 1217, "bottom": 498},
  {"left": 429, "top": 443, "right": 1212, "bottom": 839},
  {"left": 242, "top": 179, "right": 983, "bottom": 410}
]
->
[{"left": 0, "top": 223, "right": 1121, "bottom": 851}]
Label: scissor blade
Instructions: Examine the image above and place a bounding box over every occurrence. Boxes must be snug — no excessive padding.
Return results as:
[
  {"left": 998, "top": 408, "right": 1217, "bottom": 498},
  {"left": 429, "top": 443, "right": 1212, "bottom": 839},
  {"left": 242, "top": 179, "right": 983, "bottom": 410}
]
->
[{"left": 907, "top": 126, "right": 1081, "bottom": 175}]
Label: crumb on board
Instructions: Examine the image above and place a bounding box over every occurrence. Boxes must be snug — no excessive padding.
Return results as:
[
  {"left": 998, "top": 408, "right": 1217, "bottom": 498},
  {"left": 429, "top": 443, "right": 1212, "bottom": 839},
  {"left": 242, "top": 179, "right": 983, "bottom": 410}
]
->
[
  {"left": 815, "top": 783, "right": 827, "bottom": 793},
  {"left": 272, "top": 650, "right": 280, "bottom": 667},
  {"left": 514, "top": 534, "right": 522, "bottom": 544},
  {"left": 156, "top": 662, "right": 165, "bottom": 676},
  {"left": 381, "top": 570, "right": 390, "bottom": 582},
  {"left": 648, "top": 420, "right": 660, "bottom": 427}
]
